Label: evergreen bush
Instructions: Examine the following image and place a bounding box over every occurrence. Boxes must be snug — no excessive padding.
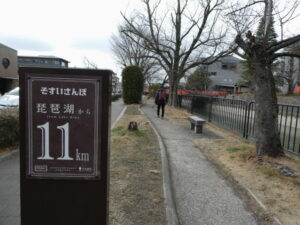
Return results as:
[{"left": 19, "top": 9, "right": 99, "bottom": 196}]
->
[
  {"left": 111, "top": 94, "right": 122, "bottom": 102},
  {"left": 122, "top": 66, "right": 144, "bottom": 104},
  {"left": 0, "top": 108, "right": 19, "bottom": 148}
]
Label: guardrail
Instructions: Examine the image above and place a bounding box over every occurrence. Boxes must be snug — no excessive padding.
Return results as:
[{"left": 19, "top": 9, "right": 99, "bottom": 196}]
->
[{"left": 177, "top": 95, "right": 300, "bottom": 156}]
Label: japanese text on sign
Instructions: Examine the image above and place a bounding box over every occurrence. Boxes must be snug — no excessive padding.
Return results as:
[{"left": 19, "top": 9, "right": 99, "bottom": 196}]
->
[{"left": 40, "top": 87, "right": 87, "bottom": 96}]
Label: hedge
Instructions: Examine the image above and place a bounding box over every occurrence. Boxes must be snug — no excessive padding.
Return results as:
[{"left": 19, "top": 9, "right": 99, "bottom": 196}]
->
[
  {"left": 122, "top": 66, "right": 144, "bottom": 104},
  {"left": 0, "top": 108, "right": 19, "bottom": 148}
]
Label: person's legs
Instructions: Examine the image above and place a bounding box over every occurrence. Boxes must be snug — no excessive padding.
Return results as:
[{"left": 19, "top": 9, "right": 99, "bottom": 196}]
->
[
  {"left": 161, "top": 103, "right": 165, "bottom": 118},
  {"left": 157, "top": 104, "right": 161, "bottom": 117}
]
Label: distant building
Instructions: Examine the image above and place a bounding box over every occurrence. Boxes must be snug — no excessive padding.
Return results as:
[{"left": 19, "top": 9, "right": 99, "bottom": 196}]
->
[
  {"left": 18, "top": 55, "right": 69, "bottom": 68},
  {"left": 199, "top": 56, "right": 248, "bottom": 94},
  {"left": 112, "top": 73, "right": 121, "bottom": 93},
  {"left": 0, "top": 43, "right": 18, "bottom": 94}
]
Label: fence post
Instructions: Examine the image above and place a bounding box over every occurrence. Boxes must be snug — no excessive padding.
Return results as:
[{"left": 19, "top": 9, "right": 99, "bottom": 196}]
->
[
  {"left": 191, "top": 95, "right": 195, "bottom": 113},
  {"left": 208, "top": 96, "right": 213, "bottom": 122},
  {"left": 178, "top": 95, "right": 182, "bottom": 108},
  {"left": 243, "top": 101, "right": 253, "bottom": 139}
]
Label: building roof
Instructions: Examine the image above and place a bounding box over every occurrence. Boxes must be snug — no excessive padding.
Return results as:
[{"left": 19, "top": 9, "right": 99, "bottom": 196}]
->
[
  {"left": 215, "top": 83, "right": 237, "bottom": 88},
  {"left": 18, "top": 55, "right": 69, "bottom": 63},
  {"left": 0, "top": 43, "right": 17, "bottom": 52}
]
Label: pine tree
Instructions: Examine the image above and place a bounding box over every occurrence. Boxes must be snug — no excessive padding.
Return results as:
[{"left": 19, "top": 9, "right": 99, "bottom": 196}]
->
[
  {"left": 241, "top": 16, "right": 278, "bottom": 85},
  {"left": 256, "top": 16, "right": 277, "bottom": 44},
  {"left": 186, "top": 69, "right": 212, "bottom": 90}
]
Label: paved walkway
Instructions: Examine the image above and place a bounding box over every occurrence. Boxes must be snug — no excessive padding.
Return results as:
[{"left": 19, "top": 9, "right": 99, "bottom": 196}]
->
[
  {"left": 141, "top": 102, "right": 258, "bottom": 225},
  {"left": 0, "top": 151, "right": 20, "bottom": 225},
  {"left": 0, "top": 99, "right": 124, "bottom": 225}
]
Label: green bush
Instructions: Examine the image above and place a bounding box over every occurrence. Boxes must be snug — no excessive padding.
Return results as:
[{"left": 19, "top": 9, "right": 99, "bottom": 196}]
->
[
  {"left": 0, "top": 108, "right": 19, "bottom": 148},
  {"left": 122, "top": 66, "right": 144, "bottom": 104},
  {"left": 112, "top": 94, "right": 122, "bottom": 102}
]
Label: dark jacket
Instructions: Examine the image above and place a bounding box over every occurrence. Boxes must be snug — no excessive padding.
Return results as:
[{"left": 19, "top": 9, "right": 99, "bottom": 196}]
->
[{"left": 155, "top": 90, "right": 168, "bottom": 105}]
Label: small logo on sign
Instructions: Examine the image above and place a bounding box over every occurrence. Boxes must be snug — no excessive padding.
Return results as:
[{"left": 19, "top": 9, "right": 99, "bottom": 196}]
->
[
  {"left": 35, "top": 165, "right": 48, "bottom": 172},
  {"left": 2, "top": 58, "right": 10, "bottom": 69}
]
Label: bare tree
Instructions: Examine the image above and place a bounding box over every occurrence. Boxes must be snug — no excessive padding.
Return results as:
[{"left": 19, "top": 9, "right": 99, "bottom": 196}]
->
[
  {"left": 274, "top": 0, "right": 300, "bottom": 94},
  {"left": 229, "top": 0, "right": 300, "bottom": 157},
  {"left": 83, "top": 57, "right": 98, "bottom": 69},
  {"left": 111, "top": 25, "right": 162, "bottom": 86},
  {"left": 276, "top": 55, "right": 299, "bottom": 95},
  {"left": 121, "top": 0, "right": 235, "bottom": 106}
]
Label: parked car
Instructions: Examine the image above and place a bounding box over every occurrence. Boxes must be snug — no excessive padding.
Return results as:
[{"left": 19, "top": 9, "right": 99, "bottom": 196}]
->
[{"left": 0, "top": 87, "right": 19, "bottom": 108}]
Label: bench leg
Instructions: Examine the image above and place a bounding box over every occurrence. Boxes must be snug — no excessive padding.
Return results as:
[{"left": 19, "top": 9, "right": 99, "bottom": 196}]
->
[
  {"left": 191, "top": 123, "right": 195, "bottom": 130},
  {"left": 195, "top": 125, "right": 203, "bottom": 134}
]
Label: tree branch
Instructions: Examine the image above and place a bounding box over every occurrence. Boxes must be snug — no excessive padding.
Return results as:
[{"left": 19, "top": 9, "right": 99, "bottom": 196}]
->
[
  {"left": 272, "top": 52, "right": 300, "bottom": 60},
  {"left": 267, "top": 34, "right": 300, "bottom": 53},
  {"left": 227, "top": 0, "right": 265, "bottom": 16}
]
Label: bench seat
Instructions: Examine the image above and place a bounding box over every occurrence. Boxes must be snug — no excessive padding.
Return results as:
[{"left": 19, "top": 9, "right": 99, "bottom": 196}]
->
[{"left": 188, "top": 116, "right": 206, "bottom": 133}]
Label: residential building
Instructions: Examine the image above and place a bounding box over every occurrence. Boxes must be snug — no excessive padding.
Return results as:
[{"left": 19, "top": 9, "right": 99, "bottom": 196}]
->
[
  {"left": 18, "top": 55, "right": 69, "bottom": 68},
  {"left": 0, "top": 43, "right": 18, "bottom": 94},
  {"left": 199, "top": 56, "right": 248, "bottom": 93}
]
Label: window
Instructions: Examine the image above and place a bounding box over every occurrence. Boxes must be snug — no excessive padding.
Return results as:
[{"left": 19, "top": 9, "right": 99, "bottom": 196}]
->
[
  {"left": 209, "top": 72, "right": 217, "bottom": 77},
  {"left": 229, "top": 63, "right": 237, "bottom": 70},
  {"left": 222, "top": 64, "right": 228, "bottom": 69},
  {"left": 199, "top": 65, "right": 208, "bottom": 71}
]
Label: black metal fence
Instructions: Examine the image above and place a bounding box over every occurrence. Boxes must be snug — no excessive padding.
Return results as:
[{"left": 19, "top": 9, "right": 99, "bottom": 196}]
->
[{"left": 177, "top": 95, "right": 300, "bottom": 156}]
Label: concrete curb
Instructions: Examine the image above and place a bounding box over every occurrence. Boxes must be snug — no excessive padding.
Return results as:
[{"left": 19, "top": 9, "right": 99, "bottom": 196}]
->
[
  {"left": 111, "top": 106, "right": 127, "bottom": 129},
  {"left": 245, "top": 188, "right": 283, "bottom": 225},
  {"left": 139, "top": 105, "right": 180, "bottom": 225},
  {"left": 0, "top": 149, "right": 18, "bottom": 162}
]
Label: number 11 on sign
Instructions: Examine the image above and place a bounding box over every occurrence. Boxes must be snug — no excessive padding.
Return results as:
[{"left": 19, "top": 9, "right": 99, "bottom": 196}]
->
[{"left": 37, "top": 122, "right": 73, "bottom": 160}]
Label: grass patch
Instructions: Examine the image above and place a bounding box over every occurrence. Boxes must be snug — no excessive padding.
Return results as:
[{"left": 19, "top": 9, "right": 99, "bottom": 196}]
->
[
  {"left": 226, "top": 145, "right": 251, "bottom": 152},
  {"left": 112, "top": 126, "right": 125, "bottom": 135},
  {"left": 109, "top": 106, "right": 166, "bottom": 225},
  {"left": 112, "top": 125, "right": 147, "bottom": 137},
  {"left": 130, "top": 129, "right": 147, "bottom": 137},
  {"left": 291, "top": 178, "right": 300, "bottom": 186},
  {"left": 256, "top": 165, "right": 281, "bottom": 179}
]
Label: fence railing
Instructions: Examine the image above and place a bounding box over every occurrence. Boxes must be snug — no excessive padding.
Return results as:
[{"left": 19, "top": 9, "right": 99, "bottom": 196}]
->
[{"left": 177, "top": 95, "right": 300, "bottom": 156}]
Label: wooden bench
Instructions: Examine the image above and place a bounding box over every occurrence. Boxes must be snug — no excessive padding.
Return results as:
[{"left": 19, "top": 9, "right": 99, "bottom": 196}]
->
[{"left": 188, "top": 116, "right": 206, "bottom": 133}]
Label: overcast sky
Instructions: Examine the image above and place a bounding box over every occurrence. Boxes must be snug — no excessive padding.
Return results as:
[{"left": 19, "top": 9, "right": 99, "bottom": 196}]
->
[
  {"left": 1, "top": 0, "right": 300, "bottom": 76},
  {"left": 0, "top": 0, "right": 141, "bottom": 75}
]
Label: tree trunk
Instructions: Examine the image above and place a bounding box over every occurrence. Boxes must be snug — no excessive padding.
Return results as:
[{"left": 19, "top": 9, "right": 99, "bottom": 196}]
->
[
  {"left": 287, "top": 57, "right": 295, "bottom": 95},
  {"left": 253, "top": 60, "right": 284, "bottom": 157},
  {"left": 169, "top": 78, "right": 179, "bottom": 106}
]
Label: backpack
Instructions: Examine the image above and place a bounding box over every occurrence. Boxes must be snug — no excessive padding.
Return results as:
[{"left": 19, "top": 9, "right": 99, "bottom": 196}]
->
[{"left": 158, "top": 90, "right": 166, "bottom": 101}]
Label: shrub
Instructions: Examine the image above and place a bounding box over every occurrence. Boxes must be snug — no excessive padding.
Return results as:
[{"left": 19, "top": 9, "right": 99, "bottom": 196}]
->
[
  {"left": 122, "top": 66, "right": 144, "bottom": 104},
  {"left": 112, "top": 94, "right": 122, "bottom": 102},
  {"left": 0, "top": 108, "right": 19, "bottom": 148}
]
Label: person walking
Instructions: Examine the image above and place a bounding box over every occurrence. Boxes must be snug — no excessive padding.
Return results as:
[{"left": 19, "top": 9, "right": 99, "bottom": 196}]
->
[{"left": 155, "top": 87, "right": 167, "bottom": 118}]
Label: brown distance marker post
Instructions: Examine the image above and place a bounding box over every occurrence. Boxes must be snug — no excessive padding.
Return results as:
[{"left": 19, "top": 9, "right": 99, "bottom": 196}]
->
[{"left": 19, "top": 67, "right": 112, "bottom": 225}]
